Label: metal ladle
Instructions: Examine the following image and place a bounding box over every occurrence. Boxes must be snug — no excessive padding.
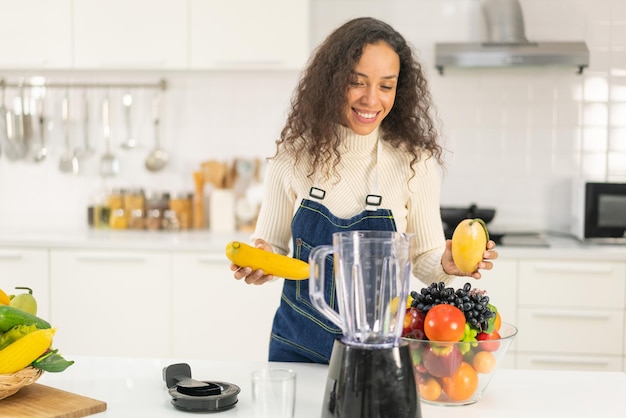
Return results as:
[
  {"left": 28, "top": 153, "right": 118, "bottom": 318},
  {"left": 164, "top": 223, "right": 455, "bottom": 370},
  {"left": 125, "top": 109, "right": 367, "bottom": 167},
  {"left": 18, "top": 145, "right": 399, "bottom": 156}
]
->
[
  {"left": 74, "top": 89, "right": 94, "bottom": 160},
  {"left": 145, "top": 92, "right": 169, "bottom": 172},
  {"left": 33, "top": 96, "right": 47, "bottom": 163},
  {"left": 100, "top": 96, "right": 120, "bottom": 177},
  {"left": 58, "top": 94, "right": 79, "bottom": 174},
  {"left": 120, "top": 92, "right": 138, "bottom": 149}
]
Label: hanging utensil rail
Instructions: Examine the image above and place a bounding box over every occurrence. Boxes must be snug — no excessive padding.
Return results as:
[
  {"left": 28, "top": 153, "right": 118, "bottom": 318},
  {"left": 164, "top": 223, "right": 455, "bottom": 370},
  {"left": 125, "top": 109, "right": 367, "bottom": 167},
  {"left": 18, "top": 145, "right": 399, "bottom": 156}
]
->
[{"left": 0, "top": 78, "right": 167, "bottom": 91}]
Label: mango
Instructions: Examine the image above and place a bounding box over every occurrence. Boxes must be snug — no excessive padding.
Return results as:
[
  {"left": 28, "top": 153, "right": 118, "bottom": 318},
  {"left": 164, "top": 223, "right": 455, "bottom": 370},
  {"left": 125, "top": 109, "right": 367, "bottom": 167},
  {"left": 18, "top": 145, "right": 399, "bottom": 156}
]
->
[{"left": 451, "top": 218, "right": 489, "bottom": 274}]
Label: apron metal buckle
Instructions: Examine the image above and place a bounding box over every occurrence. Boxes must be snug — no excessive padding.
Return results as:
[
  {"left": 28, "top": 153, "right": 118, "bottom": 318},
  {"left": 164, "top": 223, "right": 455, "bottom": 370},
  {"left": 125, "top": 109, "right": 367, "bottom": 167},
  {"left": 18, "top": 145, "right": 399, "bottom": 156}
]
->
[
  {"left": 309, "top": 187, "right": 326, "bottom": 200},
  {"left": 365, "top": 194, "right": 382, "bottom": 207}
]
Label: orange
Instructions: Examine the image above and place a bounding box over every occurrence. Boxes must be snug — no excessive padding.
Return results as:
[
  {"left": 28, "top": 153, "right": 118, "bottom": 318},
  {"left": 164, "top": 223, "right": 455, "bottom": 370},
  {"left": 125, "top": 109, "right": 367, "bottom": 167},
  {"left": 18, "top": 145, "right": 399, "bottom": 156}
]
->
[
  {"left": 472, "top": 351, "right": 496, "bottom": 374},
  {"left": 0, "top": 288, "right": 10, "bottom": 305},
  {"left": 494, "top": 311, "right": 502, "bottom": 332},
  {"left": 418, "top": 377, "right": 442, "bottom": 401},
  {"left": 442, "top": 362, "right": 479, "bottom": 401}
]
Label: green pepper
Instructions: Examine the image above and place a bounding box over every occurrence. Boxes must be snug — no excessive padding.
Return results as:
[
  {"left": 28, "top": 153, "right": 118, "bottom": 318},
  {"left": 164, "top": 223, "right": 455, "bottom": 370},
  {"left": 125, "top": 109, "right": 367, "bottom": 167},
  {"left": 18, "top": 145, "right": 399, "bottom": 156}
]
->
[{"left": 0, "top": 323, "right": 38, "bottom": 350}]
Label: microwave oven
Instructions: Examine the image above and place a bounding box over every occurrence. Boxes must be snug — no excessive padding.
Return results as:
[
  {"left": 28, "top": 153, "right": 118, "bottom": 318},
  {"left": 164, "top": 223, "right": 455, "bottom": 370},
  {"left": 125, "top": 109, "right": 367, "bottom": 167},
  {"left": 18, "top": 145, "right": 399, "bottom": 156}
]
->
[{"left": 572, "top": 181, "right": 626, "bottom": 244}]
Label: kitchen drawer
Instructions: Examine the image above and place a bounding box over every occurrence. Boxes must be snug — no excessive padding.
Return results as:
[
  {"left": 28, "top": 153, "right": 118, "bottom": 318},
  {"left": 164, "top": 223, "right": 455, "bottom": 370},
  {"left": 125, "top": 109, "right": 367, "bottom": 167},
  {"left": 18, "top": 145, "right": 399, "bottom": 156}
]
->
[
  {"left": 517, "top": 353, "right": 623, "bottom": 372},
  {"left": 519, "top": 260, "right": 626, "bottom": 309},
  {"left": 517, "top": 308, "right": 624, "bottom": 355}
]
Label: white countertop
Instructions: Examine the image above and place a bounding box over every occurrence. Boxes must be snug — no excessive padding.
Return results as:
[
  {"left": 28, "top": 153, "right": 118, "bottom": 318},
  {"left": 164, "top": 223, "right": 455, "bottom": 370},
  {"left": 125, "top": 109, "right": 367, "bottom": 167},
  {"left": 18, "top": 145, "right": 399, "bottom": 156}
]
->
[
  {"left": 1, "top": 227, "right": 626, "bottom": 260},
  {"left": 36, "top": 356, "right": 626, "bottom": 418},
  {"left": 0, "top": 227, "right": 249, "bottom": 252}
]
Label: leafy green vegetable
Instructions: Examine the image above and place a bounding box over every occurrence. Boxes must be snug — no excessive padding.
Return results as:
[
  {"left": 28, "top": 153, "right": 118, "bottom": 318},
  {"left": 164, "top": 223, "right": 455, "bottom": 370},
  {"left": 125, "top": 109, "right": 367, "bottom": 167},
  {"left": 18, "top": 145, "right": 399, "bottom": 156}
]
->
[{"left": 32, "top": 349, "right": 75, "bottom": 372}]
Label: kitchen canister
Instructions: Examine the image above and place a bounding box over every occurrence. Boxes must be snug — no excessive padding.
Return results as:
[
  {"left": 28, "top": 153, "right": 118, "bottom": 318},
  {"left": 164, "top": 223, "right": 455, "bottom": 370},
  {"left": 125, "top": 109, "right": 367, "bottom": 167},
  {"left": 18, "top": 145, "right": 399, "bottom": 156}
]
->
[{"left": 208, "top": 188, "right": 236, "bottom": 233}]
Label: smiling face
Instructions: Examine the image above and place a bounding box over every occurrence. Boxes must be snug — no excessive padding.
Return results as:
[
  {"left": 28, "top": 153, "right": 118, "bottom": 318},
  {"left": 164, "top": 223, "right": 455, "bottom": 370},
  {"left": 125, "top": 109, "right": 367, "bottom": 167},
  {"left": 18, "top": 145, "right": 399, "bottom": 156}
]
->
[{"left": 344, "top": 41, "right": 400, "bottom": 136}]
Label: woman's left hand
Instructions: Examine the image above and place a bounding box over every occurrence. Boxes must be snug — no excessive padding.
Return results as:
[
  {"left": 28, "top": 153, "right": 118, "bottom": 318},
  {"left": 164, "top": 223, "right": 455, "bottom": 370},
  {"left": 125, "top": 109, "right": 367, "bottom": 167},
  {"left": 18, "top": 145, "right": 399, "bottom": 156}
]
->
[{"left": 441, "top": 239, "right": 498, "bottom": 279}]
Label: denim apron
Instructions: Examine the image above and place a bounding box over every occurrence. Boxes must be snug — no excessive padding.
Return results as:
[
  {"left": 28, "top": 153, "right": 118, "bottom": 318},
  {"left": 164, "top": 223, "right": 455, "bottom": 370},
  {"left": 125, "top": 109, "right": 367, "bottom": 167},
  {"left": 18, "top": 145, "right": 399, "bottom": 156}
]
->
[{"left": 268, "top": 142, "right": 398, "bottom": 363}]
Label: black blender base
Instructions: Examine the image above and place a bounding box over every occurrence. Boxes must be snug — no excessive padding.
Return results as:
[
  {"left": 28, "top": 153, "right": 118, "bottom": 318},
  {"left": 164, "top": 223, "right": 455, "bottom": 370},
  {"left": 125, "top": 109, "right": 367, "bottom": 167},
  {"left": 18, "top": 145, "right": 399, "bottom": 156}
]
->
[{"left": 321, "top": 340, "right": 422, "bottom": 418}]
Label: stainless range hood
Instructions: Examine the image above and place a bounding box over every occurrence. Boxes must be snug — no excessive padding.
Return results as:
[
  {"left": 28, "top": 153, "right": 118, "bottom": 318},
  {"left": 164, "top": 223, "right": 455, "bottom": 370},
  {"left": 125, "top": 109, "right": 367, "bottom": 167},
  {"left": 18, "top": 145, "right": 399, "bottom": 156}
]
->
[{"left": 435, "top": 0, "right": 589, "bottom": 75}]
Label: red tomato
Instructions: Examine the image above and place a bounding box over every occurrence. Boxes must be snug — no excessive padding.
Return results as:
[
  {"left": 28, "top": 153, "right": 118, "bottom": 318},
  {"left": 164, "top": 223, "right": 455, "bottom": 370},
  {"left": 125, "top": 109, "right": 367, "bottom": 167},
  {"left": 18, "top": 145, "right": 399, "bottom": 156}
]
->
[
  {"left": 476, "top": 330, "right": 501, "bottom": 352},
  {"left": 424, "top": 304, "right": 466, "bottom": 342}
]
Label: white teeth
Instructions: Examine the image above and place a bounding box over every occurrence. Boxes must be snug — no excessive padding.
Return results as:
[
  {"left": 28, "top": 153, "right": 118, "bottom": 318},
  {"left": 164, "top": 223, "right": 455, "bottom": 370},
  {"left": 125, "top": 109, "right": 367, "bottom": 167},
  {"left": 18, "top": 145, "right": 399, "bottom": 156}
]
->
[{"left": 356, "top": 111, "right": 376, "bottom": 119}]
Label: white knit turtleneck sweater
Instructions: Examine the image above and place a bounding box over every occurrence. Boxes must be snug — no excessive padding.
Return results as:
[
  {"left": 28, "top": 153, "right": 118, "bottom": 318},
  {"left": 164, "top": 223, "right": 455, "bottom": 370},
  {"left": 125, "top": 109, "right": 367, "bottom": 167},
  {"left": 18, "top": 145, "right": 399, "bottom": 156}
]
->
[{"left": 252, "top": 127, "right": 452, "bottom": 285}]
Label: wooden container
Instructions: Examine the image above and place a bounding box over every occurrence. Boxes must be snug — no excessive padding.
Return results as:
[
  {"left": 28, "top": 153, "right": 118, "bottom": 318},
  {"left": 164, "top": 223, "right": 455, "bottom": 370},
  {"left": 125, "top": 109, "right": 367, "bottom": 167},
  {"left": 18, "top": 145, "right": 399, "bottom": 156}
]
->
[{"left": 0, "top": 367, "right": 42, "bottom": 400}]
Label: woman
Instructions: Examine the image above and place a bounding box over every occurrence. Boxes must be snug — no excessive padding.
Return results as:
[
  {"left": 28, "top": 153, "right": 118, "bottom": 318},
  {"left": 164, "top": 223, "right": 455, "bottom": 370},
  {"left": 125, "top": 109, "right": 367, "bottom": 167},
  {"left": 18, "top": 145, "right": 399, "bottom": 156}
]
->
[{"left": 231, "top": 17, "right": 498, "bottom": 363}]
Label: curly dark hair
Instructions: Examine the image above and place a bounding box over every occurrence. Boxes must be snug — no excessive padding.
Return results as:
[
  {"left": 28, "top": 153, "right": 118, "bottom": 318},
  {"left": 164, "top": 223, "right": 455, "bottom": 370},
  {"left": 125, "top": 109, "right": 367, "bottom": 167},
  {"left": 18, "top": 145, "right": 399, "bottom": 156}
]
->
[{"left": 274, "top": 16, "right": 443, "bottom": 178}]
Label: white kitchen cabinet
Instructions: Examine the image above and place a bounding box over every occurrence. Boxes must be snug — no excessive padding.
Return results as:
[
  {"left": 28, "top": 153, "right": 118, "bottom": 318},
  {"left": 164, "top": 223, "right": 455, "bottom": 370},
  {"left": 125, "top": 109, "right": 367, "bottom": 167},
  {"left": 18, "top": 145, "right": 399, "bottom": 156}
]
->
[
  {"left": 0, "top": 0, "right": 72, "bottom": 68},
  {"left": 0, "top": 247, "right": 50, "bottom": 319},
  {"left": 49, "top": 249, "right": 172, "bottom": 357},
  {"left": 73, "top": 0, "right": 188, "bottom": 69},
  {"left": 189, "top": 0, "right": 310, "bottom": 70},
  {"left": 516, "top": 260, "right": 626, "bottom": 371},
  {"left": 449, "top": 259, "right": 519, "bottom": 368},
  {"left": 449, "top": 259, "right": 518, "bottom": 327},
  {"left": 171, "top": 251, "right": 283, "bottom": 361}
]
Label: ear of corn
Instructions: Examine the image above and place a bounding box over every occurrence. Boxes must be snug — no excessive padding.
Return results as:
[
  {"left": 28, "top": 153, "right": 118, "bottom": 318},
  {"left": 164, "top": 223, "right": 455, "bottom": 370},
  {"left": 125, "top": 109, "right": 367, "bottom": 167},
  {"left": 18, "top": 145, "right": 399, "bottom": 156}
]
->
[
  {"left": 225, "top": 241, "right": 310, "bottom": 280},
  {"left": 0, "top": 328, "right": 56, "bottom": 374}
]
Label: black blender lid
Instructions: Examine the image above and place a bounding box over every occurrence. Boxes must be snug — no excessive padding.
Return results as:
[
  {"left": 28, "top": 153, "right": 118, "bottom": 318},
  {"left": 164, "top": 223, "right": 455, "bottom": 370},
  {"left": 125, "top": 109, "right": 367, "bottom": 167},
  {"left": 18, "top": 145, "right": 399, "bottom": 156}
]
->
[
  {"left": 169, "top": 380, "right": 240, "bottom": 412},
  {"left": 163, "top": 363, "right": 240, "bottom": 412}
]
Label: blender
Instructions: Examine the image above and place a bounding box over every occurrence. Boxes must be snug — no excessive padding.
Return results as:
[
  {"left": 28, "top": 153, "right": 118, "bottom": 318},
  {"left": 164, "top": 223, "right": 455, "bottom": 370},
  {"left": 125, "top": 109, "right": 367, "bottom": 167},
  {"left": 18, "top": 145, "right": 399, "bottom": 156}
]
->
[{"left": 309, "top": 230, "right": 422, "bottom": 418}]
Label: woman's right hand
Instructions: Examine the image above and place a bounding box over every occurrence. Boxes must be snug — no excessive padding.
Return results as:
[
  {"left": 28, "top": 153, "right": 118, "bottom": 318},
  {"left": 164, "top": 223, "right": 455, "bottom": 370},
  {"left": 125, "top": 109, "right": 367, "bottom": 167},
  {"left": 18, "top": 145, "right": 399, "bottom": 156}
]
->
[{"left": 230, "top": 238, "right": 276, "bottom": 285}]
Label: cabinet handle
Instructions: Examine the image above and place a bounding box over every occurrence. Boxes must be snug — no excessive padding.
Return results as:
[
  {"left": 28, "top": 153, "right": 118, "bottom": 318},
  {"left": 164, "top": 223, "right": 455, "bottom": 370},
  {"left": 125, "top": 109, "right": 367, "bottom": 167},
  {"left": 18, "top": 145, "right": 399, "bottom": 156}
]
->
[
  {"left": 531, "top": 310, "right": 612, "bottom": 320},
  {"left": 97, "top": 60, "right": 166, "bottom": 68},
  {"left": 74, "top": 254, "right": 146, "bottom": 263},
  {"left": 529, "top": 356, "right": 611, "bottom": 366},
  {"left": 532, "top": 263, "right": 614, "bottom": 275},
  {"left": 0, "top": 251, "right": 23, "bottom": 260}
]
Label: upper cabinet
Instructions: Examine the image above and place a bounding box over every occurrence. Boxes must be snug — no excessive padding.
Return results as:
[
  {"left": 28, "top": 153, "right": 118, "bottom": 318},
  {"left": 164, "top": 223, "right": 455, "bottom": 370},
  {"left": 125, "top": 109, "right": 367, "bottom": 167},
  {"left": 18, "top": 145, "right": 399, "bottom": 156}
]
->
[
  {"left": 190, "top": 0, "right": 310, "bottom": 70},
  {"left": 0, "top": 0, "right": 72, "bottom": 69},
  {"left": 73, "top": 0, "right": 188, "bottom": 69},
  {"left": 0, "top": 0, "right": 310, "bottom": 71}
]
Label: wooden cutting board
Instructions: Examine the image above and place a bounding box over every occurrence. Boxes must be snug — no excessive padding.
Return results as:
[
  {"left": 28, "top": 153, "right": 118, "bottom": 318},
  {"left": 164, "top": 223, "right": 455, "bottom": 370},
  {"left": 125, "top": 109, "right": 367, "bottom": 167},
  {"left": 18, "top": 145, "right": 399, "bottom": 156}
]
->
[{"left": 0, "top": 383, "right": 107, "bottom": 418}]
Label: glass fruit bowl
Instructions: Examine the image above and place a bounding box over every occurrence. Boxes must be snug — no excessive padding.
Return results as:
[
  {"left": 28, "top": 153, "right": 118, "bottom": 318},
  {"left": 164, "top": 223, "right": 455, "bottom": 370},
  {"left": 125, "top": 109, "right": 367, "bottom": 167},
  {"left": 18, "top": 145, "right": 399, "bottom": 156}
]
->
[{"left": 403, "top": 322, "right": 517, "bottom": 406}]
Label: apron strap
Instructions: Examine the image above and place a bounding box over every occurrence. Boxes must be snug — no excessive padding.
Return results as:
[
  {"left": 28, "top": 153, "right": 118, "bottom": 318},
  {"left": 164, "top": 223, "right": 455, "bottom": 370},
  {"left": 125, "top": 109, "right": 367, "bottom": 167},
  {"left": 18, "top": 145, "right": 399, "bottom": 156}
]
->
[
  {"left": 309, "top": 139, "right": 382, "bottom": 210},
  {"left": 365, "top": 139, "right": 382, "bottom": 211}
]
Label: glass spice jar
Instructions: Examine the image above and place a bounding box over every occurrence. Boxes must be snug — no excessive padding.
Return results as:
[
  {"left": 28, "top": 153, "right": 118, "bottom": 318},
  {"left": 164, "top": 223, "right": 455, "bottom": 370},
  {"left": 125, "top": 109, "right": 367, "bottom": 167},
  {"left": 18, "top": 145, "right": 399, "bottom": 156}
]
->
[
  {"left": 107, "top": 189, "right": 126, "bottom": 229},
  {"left": 109, "top": 208, "right": 127, "bottom": 229},
  {"left": 106, "top": 188, "right": 125, "bottom": 212},
  {"left": 169, "top": 192, "right": 192, "bottom": 230},
  {"left": 161, "top": 209, "right": 180, "bottom": 231},
  {"left": 145, "top": 191, "right": 170, "bottom": 231},
  {"left": 125, "top": 188, "right": 145, "bottom": 230}
]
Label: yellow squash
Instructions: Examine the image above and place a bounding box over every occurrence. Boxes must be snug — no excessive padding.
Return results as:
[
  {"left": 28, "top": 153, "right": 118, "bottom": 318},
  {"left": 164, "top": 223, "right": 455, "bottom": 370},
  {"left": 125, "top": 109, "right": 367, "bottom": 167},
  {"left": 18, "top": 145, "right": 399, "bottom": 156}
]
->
[
  {"left": 225, "top": 241, "right": 310, "bottom": 280},
  {"left": 451, "top": 218, "right": 489, "bottom": 274},
  {"left": 0, "top": 288, "right": 10, "bottom": 306},
  {"left": 0, "top": 328, "right": 56, "bottom": 374}
]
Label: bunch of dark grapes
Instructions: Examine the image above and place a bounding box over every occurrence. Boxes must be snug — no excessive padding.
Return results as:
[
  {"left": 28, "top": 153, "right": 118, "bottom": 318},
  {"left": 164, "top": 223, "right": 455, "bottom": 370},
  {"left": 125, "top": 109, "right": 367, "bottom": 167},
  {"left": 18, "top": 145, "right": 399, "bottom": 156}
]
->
[{"left": 410, "top": 282, "right": 495, "bottom": 331}]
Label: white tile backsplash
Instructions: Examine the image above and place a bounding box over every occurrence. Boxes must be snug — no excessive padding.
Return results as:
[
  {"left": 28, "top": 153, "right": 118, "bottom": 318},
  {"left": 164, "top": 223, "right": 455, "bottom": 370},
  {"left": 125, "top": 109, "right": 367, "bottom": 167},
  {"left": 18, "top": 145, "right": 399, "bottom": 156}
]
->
[{"left": 1, "top": 0, "right": 625, "bottom": 233}]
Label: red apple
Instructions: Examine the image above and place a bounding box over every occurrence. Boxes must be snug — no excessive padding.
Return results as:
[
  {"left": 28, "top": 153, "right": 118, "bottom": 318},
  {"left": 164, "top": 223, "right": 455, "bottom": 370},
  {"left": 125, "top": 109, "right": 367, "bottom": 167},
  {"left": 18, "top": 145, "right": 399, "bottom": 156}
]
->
[
  {"left": 403, "top": 307, "right": 426, "bottom": 339},
  {"left": 477, "top": 331, "right": 501, "bottom": 352},
  {"left": 422, "top": 344, "right": 463, "bottom": 377}
]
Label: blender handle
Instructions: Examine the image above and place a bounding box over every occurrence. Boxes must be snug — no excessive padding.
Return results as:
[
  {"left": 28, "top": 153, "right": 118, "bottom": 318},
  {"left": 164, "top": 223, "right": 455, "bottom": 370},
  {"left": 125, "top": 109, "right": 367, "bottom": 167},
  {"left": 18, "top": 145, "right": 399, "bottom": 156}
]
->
[{"left": 308, "top": 245, "right": 346, "bottom": 333}]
